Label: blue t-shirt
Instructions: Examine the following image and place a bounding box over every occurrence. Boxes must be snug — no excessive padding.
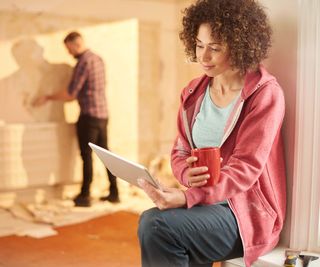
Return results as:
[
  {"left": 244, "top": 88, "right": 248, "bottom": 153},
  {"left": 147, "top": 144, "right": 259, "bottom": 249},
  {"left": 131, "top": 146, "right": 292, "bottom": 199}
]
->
[
  {"left": 192, "top": 85, "right": 240, "bottom": 205},
  {"left": 192, "top": 85, "right": 239, "bottom": 148}
]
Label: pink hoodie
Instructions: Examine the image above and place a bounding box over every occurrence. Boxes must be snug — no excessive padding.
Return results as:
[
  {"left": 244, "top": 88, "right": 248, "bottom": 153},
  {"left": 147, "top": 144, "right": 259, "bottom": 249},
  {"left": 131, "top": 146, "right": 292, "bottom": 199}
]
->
[{"left": 171, "top": 65, "right": 286, "bottom": 266}]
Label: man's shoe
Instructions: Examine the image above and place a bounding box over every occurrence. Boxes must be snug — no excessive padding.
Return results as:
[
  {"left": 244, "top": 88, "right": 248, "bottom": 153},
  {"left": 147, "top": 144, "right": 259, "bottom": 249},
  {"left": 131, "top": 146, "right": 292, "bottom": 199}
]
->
[
  {"left": 100, "top": 194, "right": 120, "bottom": 203},
  {"left": 73, "top": 194, "right": 91, "bottom": 207}
]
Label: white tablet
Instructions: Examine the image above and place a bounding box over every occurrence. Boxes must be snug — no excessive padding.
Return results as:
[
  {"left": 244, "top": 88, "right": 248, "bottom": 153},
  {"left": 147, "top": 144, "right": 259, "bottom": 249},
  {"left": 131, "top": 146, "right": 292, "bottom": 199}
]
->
[{"left": 88, "top": 142, "right": 161, "bottom": 189}]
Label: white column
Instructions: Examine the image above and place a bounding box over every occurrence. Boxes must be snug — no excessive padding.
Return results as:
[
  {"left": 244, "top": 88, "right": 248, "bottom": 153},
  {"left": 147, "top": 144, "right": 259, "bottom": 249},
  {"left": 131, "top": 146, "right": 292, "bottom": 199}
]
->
[{"left": 290, "top": 0, "right": 320, "bottom": 252}]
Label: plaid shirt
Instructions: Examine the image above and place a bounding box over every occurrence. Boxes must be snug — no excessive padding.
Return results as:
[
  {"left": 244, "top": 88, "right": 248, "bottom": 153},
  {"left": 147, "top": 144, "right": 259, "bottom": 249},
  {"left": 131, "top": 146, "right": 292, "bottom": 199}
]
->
[{"left": 68, "top": 50, "right": 108, "bottom": 119}]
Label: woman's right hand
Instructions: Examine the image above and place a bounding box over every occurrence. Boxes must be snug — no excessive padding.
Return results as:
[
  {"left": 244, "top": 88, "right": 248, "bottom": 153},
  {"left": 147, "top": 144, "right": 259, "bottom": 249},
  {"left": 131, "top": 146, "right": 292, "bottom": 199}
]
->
[{"left": 185, "top": 156, "right": 210, "bottom": 187}]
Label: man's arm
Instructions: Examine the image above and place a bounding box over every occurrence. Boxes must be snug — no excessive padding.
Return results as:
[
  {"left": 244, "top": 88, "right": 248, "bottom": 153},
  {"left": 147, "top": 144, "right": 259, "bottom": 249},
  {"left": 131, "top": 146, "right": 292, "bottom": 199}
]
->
[
  {"left": 33, "top": 88, "right": 75, "bottom": 106},
  {"left": 47, "top": 88, "right": 75, "bottom": 101}
]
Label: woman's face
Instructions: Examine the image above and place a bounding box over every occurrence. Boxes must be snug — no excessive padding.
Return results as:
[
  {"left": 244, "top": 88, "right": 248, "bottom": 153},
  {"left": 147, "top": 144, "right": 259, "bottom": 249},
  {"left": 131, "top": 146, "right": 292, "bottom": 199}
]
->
[{"left": 196, "top": 23, "right": 231, "bottom": 77}]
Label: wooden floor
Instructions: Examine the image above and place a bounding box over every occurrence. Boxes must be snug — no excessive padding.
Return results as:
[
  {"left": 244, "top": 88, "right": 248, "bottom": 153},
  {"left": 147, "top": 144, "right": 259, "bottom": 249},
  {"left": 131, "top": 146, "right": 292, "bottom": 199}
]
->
[
  {"left": 0, "top": 211, "right": 221, "bottom": 267},
  {"left": 0, "top": 211, "right": 141, "bottom": 267}
]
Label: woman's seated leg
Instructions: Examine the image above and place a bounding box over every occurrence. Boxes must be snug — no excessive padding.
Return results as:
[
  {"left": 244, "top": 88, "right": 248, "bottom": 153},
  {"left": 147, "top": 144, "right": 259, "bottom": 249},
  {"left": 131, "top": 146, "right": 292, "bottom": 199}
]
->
[{"left": 138, "top": 203, "right": 243, "bottom": 267}]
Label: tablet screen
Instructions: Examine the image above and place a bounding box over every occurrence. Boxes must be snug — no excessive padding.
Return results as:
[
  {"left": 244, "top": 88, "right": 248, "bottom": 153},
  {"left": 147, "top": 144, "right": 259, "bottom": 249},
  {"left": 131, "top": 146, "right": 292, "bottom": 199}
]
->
[{"left": 89, "top": 142, "right": 160, "bottom": 189}]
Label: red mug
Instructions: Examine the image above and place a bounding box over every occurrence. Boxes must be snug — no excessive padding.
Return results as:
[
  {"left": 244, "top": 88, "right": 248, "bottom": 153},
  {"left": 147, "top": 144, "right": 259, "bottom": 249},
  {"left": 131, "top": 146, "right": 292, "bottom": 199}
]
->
[{"left": 191, "top": 147, "right": 221, "bottom": 186}]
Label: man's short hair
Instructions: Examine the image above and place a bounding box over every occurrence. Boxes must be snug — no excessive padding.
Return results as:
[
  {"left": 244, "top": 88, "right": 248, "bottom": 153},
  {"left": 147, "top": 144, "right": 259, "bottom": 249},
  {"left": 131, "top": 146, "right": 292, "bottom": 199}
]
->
[{"left": 64, "top": 31, "right": 82, "bottom": 43}]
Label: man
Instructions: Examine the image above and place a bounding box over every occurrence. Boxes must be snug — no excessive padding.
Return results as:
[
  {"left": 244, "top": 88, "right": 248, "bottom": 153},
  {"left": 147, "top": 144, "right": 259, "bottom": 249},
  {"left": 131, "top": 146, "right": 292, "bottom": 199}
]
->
[{"left": 34, "top": 31, "right": 119, "bottom": 207}]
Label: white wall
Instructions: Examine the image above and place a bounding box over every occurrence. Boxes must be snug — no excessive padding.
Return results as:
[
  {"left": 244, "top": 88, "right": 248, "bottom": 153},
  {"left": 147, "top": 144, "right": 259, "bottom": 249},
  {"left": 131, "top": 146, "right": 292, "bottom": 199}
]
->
[
  {"left": 0, "top": 0, "right": 183, "bottom": 189},
  {"left": 0, "top": 0, "right": 181, "bottom": 155}
]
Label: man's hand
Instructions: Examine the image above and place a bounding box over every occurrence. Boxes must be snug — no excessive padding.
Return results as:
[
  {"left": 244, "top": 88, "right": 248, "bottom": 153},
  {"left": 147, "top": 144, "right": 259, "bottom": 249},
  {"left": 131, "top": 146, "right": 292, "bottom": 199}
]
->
[
  {"left": 32, "top": 95, "right": 49, "bottom": 107},
  {"left": 138, "top": 179, "right": 187, "bottom": 210},
  {"left": 32, "top": 89, "right": 75, "bottom": 106}
]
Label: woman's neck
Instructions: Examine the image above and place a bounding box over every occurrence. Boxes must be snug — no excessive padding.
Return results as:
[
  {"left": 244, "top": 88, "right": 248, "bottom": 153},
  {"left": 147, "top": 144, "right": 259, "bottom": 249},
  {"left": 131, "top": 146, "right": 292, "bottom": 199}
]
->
[
  {"left": 209, "top": 70, "right": 244, "bottom": 108},
  {"left": 210, "top": 70, "right": 244, "bottom": 95}
]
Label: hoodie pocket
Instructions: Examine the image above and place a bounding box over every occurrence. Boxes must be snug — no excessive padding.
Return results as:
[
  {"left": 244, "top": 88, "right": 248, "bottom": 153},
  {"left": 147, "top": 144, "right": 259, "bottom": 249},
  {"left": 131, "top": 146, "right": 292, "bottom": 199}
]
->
[
  {"left": 235, "top": 187, "right": 277, "bottom": 246},
  {"left": 253, "top": 188, "right": 277, "bottom": 220}
]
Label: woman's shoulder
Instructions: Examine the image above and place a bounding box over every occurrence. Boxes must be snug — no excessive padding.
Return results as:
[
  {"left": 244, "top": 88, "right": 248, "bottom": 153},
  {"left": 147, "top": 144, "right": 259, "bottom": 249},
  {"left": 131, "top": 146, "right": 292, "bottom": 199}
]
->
[
  {"left": 244, "top": 65, "right": 283, "bottom": 99},
  {"left": 180, "top": 74, "right": 210, "bottom": 98}
]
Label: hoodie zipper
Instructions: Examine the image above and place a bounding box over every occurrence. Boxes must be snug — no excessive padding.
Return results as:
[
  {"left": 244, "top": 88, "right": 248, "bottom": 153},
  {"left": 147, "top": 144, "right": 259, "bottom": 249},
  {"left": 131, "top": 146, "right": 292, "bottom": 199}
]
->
[
  {"left": 220, "top": 99, "right": 245, "bottom": 147},
  {"left": 182, "top": 110, "right": 195, "bottom": 150},
  {"left": 227, "top": 199, "right": 247, "bottom": 266}
]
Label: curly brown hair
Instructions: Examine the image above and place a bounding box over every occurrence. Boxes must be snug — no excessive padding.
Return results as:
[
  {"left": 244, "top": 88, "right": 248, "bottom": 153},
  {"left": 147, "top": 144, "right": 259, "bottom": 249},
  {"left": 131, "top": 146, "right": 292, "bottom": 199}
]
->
[{"left": 179, "top": 0, "right": 272, "bottom": 74}]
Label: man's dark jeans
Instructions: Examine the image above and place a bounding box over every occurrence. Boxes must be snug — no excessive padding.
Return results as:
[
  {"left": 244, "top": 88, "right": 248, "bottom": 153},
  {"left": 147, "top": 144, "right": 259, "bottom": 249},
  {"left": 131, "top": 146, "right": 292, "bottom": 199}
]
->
[{"left": 76, "top": 114, "right": 116, "bottom": 196}]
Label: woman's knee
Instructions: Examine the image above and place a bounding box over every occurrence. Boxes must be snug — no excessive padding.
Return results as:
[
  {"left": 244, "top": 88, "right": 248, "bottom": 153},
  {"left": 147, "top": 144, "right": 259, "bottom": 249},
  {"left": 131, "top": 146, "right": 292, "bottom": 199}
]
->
[
  {"left": 138, "top": 208, "right": 161, "bottom": 240},
  {"left": 138, "top": 208, "right": 168, "bottom": 242}
]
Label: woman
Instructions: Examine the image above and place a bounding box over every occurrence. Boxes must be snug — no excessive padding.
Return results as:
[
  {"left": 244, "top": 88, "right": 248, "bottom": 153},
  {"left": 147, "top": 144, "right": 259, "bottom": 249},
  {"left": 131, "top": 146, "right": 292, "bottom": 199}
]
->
[{"left": 138, "top": 0, "right": 286, "bottom": 266}]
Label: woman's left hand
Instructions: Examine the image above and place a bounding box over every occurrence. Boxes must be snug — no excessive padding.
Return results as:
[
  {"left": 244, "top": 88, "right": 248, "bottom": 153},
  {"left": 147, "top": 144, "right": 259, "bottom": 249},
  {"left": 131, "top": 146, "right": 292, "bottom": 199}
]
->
[{"left": 138, "top": 179, "right": 187, "bottom": 210}]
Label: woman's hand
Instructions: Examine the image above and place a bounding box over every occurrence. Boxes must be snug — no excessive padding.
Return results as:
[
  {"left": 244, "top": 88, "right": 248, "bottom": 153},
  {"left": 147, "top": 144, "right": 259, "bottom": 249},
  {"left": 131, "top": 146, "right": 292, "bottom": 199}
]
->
[
  {"left": 138, "top": 179, "right": 186, "bottom": 210},
  {"left": 185, "top": 156, "right": 210, "bottom": 187}
]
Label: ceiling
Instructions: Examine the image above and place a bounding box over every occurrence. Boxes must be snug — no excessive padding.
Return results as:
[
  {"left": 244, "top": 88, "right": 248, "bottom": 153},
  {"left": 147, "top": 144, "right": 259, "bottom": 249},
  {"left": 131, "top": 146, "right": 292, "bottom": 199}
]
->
[
  {"left": 0, "top": 0, "right": 189, "bottom": 21},
  {"left": 0, "top": 0, "right": 186, "bottom": 13}
]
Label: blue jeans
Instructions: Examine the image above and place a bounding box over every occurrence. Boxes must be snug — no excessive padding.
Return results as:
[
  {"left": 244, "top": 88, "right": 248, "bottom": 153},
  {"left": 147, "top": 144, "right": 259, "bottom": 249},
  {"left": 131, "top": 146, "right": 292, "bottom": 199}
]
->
[{"left": 138, "top": 203, "right": 243, "bottom": 267}]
